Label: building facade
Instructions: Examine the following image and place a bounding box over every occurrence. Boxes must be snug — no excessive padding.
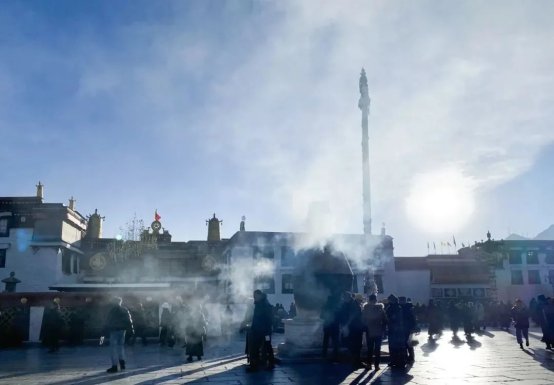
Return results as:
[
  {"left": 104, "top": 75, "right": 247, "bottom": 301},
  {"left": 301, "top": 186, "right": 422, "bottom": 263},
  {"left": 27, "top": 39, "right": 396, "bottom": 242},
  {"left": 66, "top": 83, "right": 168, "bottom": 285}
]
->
[{"left": 0, "top": 185, "right": 86, "bottom": 292}]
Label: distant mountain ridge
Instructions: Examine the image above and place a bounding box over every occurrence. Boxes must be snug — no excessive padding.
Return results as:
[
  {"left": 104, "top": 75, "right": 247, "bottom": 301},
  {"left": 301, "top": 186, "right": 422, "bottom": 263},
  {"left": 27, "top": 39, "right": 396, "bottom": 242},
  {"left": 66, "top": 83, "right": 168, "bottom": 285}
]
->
[{"left": 505, "top": 224, "right": 554, "bottom": 241}]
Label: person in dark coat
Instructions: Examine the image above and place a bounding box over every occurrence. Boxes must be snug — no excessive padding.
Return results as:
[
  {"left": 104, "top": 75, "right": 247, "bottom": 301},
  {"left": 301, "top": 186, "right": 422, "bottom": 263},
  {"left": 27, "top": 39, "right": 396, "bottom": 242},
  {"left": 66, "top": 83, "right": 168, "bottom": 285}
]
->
[
  {"left": 246, "top": 290, "right": 274, "bottom": 372},
  {"left": 399, "top": 296, "right": 417, "bottom": 363},
  {"left": 69, "top": 307, "right": 86, "bottom": 346},
  {"left": 529, "top": 298, "right": 539, "bottom": 326},
  {"left": 339, "top": 291, "right": 363, "bottom": 368},
  {"left": 463, "top": 302, "right": 475, "bottom": 338},
  {"left": 427, "top": 299, "right": 442, "bottom": 339},
  {"left": 102, "top": 296, "right": 134, "bottom": 373},
  {"left": 129, "top": 303, "right": 148, "bottom": 346},
  {"left": 543, "top": 298, "right": 554, "bottom": 349},
  {"left": 186, "top": 304, "right": 207, "bottom": 362},
  {"left": 321, "top": 294, "right": 340, "bottom": 361},
  {"left": 386, "top": 295, "right": 407, "bottom": 369},
  {"left": 159, "top": 303, "right": 173, "bottom": 346},
  {"left": 362, "top": 294, "right": 387, "bottom": 370},
  {"left": 289, "top": 302, "right": 297, "bottom": 318},
  {"left": 42, "top": 299, "right": 63, "bottom": 353},
  {"left": 448, "top": 301, "right": 462, "bottom": 338},
  {"left": 536, "top": 295, "right": 551, "bottom": 349},
  {"left": 511, "top": 299, "right": 530, "bottom": 349}
]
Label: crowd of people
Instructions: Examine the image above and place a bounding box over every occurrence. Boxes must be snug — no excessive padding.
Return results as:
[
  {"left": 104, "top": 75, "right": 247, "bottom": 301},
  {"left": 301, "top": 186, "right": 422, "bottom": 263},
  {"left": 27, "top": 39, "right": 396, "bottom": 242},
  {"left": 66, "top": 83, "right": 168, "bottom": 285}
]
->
[
  {"left": 320, "top": 292, "right": 417, "bottom": 370},
  {"left": 17, "top": 291, "right": 554, "bottom": 374}
]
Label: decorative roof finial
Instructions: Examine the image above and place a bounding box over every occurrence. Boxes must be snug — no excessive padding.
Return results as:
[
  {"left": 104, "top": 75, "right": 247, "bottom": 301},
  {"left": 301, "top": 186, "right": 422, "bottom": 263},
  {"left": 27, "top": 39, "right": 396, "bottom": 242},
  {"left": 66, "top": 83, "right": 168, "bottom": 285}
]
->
[
  {"left": 68, "top": 196, "right": 76, "bottom": 211},
  {"left": 36, "top": 181, "right": 44, "bottom": 200},
  {"left": 240, "top": 216, "right": 246, "bottom": 232}
]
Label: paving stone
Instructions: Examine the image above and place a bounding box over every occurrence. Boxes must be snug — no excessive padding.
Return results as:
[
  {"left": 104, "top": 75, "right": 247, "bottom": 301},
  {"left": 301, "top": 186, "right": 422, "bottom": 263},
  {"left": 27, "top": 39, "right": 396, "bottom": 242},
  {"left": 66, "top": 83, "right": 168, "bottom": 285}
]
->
[{"left": 1, "top": 328, "right": 554, "bottom": 384}]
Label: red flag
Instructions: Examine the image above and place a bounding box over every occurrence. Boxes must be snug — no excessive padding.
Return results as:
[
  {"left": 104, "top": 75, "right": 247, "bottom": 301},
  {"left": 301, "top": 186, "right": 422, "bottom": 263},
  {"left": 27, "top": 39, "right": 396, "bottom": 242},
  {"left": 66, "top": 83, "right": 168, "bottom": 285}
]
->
[{"left": 155, "top": 211, "right": 161, "bottom": 221}]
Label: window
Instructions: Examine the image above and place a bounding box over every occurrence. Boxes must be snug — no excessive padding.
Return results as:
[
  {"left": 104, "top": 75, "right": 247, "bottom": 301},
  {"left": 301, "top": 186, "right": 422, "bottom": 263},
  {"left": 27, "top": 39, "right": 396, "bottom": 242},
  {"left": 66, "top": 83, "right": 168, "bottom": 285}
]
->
[
  {"left": 71, "top": 255, "right": 79, "bottom": 274},
  {"left": 374, "top": 275, "right": 384, "bottom": 293},
  {"left": 253, "top": 246, "right": 274, "bottom": 259},
  {"left": 545, "top": 251, "right": 554, "bottom": 264},
  {"left": 0, "top": 249, "right": 6, "bottom": 268},
  {"left": 526, "top": 250, "right": 539, "bottom": 264},
  {"left": 511, "top": 270, "right": 523, "bottom": 285},
  {"left": 254, "top": 277, "right": 275, "bottom": 294},
  {"left": 0, "top": 218, "right": 8, "bottom": 237},
  {"left": 528, "top": 270, "right": 541, "bottom": 284},
  {"left": 281, "top": 246, "right": 295, "bottom": 267},
  {"left": 282, "top": 274, "right": 294, "bottom": 294},
  {"left": 508, "top": 251, "right": 522, "bottom": 264},
  {"left": 549, "top": 270, "right": 554, "bottom": 284},
  {"left": 62, "top": 253, "right": 71, "bottom": 275}
]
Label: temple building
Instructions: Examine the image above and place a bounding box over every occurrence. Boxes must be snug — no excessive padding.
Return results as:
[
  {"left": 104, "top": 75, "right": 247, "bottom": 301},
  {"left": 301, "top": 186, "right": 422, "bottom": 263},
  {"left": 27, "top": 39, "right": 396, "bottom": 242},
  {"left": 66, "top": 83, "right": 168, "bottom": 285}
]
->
[
  {"left": 221, "top": 227, "right": 395, "bottom": 306},
  {"left": 0, "top": 183, "right": 86, "bottom": 292}
]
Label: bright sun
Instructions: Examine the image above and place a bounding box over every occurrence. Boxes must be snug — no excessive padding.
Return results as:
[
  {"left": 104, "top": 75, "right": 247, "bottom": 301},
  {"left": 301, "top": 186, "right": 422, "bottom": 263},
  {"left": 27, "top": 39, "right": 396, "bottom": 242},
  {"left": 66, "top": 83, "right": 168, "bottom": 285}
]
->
[{"left": 405, "top": 168, "right": 475, "bottom": 234}]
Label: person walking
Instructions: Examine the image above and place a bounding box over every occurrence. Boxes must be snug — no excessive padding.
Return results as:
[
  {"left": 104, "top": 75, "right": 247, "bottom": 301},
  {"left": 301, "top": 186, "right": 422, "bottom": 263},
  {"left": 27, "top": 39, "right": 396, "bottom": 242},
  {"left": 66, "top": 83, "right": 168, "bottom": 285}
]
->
[
  {"left": 511, "top": 299, "right": 530, "bottom": 349},
  {"left": 448, "top": 301, "right": 462, "bottom": 338},
  {"left": 102, "top": 296, "right": 134, "bottom": 373},
  {"left": 185, "top": 304, "right": 207, "bottom": 362},
  {"left": 427, "top": 299, "right": 442, "bottom": 339},
  {"left": 246, "top": 290, "right": 274, "bottom": 372},
  {"left": 463, "top": 302, "right": 475, "bottom": 338},
  {"left": 362, "top": 294, "right": 387, "bottom": 370}
]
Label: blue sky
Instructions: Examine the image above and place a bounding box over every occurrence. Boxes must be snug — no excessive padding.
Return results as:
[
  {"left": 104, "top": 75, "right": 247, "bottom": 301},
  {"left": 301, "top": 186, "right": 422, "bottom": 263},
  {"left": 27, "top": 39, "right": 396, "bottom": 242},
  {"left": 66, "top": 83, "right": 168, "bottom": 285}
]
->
[{"left": 1, "top": 0, "right": 553, "bottom": 255}]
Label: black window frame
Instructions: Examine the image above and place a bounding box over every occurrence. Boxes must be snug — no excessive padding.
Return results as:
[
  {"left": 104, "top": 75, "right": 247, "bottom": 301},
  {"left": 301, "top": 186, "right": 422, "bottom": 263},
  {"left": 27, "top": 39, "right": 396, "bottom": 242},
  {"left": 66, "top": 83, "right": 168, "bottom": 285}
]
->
[
  {"left": 62, "top": 253, "right": 72, "bottom": 275},
  {"left": 280, "top": 246, "right": 295, "bottom": 267},
  {"left": 282, "top": 274, "right": 294, "bottom": 294},
  {"left": 508, "top": 251, "right": 522, "bottom": 265},
  {"left": 0, "top": 249, "right": 6, "bottom": 268},
  {"left": 526, "top": 250, "right": 539, "bottom": 264},
  {"left": 254, "top": 276, "right": 275, "bottom": 294},
  {"left": 0, "top": 218, "right": 9, "bottom": 237},
  {"left": 545, "top": 251, "right": 554, "bottom": 264},
  {"left": 511, "top": 270, "right": 524, "bottom": 285},
  {"left": 253, "top": 246, "right": 274, "bottom": 260},
  {"left": 528, "top": 270, "right": 541, "bottom": 284}
]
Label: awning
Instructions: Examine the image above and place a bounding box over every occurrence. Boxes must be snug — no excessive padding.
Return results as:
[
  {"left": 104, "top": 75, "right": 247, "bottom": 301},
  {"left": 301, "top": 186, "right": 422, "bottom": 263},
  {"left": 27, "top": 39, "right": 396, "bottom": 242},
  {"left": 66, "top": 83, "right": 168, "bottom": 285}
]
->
[{"left": 48, "top": 283, "right": 171, "bottom": 292}]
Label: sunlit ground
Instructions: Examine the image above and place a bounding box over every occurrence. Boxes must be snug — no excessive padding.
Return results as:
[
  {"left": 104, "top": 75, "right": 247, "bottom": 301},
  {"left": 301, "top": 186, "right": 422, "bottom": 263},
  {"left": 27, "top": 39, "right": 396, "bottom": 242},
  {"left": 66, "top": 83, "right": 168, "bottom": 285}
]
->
[{"left": 0, "top": 329, "right": 553, "bottom": 384}]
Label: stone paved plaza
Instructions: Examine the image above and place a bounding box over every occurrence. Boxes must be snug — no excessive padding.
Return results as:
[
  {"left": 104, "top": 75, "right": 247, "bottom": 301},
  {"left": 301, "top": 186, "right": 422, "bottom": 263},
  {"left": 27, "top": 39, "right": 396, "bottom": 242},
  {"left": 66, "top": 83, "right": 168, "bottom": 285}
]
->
[{"left": 1, "top": 328, "right": 554, "bottom": 385}]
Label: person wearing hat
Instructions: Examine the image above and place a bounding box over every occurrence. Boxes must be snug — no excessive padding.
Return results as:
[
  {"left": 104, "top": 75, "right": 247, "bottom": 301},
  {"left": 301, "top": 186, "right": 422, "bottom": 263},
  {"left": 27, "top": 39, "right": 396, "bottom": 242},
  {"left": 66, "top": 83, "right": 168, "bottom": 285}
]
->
[
  {"left": 101, "top": 296, "right": 134, "bottom": 373},
  {"left": 511, "top": 299, "right": 530, "bottom": 349}
]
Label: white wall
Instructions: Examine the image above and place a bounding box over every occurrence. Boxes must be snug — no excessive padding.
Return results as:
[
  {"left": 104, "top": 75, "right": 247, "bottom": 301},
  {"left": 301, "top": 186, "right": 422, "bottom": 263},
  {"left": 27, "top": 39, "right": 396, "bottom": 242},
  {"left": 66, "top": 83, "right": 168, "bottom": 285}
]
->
[
  {"left": 1, "top": 228, "right": 73, "bottom": 292},
  {"left": 394, "top": 270, "right": 430, "bottom": 304}
]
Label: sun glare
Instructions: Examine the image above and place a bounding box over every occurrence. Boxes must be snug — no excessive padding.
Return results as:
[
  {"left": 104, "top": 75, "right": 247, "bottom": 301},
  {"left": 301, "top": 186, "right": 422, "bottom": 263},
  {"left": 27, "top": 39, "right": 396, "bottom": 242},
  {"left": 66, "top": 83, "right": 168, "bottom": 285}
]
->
[{"left": 406, "top": 168, "right": 475, "bottom": 234}]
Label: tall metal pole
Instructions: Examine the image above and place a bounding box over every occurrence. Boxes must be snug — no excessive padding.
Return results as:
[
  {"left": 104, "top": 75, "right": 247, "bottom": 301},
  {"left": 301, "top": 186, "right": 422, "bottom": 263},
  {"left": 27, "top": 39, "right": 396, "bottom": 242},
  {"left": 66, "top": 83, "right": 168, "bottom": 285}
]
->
[{"left": 359, "top": 68, "right": 372, "bottom": 235}]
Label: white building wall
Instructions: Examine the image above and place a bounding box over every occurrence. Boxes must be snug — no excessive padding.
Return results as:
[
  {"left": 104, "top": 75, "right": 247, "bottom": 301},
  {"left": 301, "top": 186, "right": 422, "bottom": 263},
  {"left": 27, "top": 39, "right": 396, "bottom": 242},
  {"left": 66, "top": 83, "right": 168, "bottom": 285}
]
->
[
  {"left": 496, "top": 253, "right": 554, "bottom": 303},
  {"left": 1, "top": 228, "right": 75, "bottom": 292},
  {"left": 394, "top": 270, "right": 430, "bottom": 304}
]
